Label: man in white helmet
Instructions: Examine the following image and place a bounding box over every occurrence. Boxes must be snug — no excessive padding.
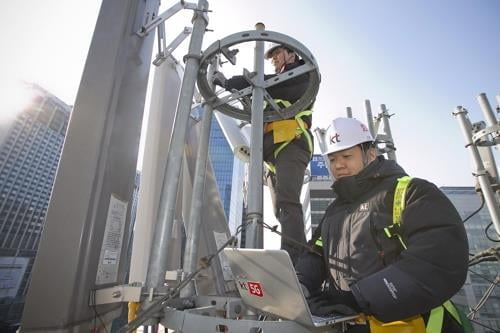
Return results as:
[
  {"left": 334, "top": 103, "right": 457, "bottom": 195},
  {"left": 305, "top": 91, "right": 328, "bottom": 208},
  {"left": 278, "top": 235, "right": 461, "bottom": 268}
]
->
[
  {"left": 295, "top": 117, "right": 470, "bottom": 332},
  {"left": 213, "top": 43, "right": 314, "bottom": 265}
]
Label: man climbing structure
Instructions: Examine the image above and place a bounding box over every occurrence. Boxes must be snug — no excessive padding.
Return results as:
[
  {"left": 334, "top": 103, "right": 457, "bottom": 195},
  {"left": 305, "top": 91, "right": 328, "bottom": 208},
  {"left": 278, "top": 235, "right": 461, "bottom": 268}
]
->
[{"left": 213, "top": 43, "right": 314, "bottom": 264}]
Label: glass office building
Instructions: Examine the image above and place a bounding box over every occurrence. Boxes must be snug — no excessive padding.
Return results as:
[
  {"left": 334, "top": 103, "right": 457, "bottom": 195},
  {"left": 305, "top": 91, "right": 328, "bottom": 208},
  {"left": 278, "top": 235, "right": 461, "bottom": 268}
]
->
[
  {"left": 441, "top": 186, "right": 500, "bottom": 333},
  {"left": 208, "top": 117, "right": 234, "bottom": 218},
  {"left": 0, "top": 84, "right": 71, "bottom": 324},
  {"left": 207, "top": 115, "right": 245, "bottom": 234}
]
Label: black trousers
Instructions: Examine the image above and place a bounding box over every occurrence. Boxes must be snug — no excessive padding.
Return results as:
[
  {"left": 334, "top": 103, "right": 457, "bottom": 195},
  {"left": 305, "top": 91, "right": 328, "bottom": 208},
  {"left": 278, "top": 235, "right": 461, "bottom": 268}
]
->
[{"left": 264, "top": 131, "right": 311, "bottom": 265}]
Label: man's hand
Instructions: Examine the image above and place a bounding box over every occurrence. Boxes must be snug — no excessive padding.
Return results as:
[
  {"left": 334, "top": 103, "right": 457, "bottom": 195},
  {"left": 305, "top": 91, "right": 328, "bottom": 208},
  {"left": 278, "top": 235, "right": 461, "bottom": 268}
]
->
[
  {"left": 307, "top": 289, "right": 360, "bottom": 316},
  {"left": 212, "top": 71, "right": 227, "bottom": 88}
]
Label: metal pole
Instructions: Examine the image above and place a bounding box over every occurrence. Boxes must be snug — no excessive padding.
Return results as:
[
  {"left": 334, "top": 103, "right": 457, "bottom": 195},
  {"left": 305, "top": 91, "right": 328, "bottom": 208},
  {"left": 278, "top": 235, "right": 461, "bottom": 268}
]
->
[
  {"left": 346, "top": 107, "right": 352, "bottom": 118},
  {"left": 380, "top": 104, "right": 397, "bottom": 162},
  {"left": 145, "top": 0, "right": 209, "bottom": 295},
  {"left": 245, "top": 22, "right": 266, "bottom": 249},
  {"left": 181, "top": 57, "right": 218, "bottom": 297},
  {"left": 364, "top": 100, "right": 376, "bottom": 138},
  {"left": 453, "top": 107, "right": 500, "bottom": 235},
  {"left": 477, "top": 93, "right": 499, "bottom": 131}
]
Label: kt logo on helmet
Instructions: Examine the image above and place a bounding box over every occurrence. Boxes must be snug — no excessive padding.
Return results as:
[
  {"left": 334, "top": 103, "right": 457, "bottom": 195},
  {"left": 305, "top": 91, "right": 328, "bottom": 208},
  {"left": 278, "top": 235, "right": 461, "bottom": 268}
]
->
[{"left": 330, "top": 133, "right": 341, "bottom": 144}]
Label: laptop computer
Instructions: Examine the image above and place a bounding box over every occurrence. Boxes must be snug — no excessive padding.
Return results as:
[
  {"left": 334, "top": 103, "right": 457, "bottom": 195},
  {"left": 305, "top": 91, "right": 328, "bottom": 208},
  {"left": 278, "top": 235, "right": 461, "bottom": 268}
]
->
[{"left": 223, "top": 248, "right": 360, "bottom": 327}]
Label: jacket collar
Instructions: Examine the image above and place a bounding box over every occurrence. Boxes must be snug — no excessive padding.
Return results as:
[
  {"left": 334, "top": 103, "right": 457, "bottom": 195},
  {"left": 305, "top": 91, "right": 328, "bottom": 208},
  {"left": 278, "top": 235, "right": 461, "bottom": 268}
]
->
[{"left": 332, "top": 156, "right": 407, "bottom": 203}]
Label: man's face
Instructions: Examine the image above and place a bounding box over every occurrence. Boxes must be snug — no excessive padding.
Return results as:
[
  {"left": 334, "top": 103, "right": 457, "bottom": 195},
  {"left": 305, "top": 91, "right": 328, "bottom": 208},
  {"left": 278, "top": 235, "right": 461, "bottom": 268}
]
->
[
  {"left": 328, "top": 145, "right": 376, "bottom": 179},
  {"left": 269, "top": 48, "right": 295, "bottom": 73}
]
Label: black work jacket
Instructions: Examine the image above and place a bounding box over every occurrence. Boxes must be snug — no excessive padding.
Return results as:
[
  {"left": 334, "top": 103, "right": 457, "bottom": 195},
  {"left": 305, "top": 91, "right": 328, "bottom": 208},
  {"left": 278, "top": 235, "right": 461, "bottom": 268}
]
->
[
  {"left": 225, "top": 59, "right": 313, "bottom": 127},
  {"left": 296, "top": 157, "right": 469, "bottom": 324}
]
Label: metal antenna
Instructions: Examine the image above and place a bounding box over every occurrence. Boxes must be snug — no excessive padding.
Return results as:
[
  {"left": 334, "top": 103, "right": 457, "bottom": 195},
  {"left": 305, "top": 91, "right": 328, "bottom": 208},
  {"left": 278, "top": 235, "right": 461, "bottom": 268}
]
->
[
  {"left": 453, "top": 105, "right": 500, "bottom": 235},
  {"left": 378, "top": 104, "right": 397, "bottom": 162},
  {"left": 144, "top": 0, "right": 209, "bottom": 318},
  {"left": 181, "top": 55, "right": 222, "bottom": 297},
  {"left": 364, "top": 99, "right": 376, "bottom": 138}
]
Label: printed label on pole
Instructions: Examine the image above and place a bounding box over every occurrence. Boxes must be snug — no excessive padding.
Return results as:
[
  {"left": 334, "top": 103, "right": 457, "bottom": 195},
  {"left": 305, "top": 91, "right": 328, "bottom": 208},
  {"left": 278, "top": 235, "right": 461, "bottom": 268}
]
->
[
  {"left": 95, "top": 194, "right": 128, "bottom": 285},
  {"left": 247, "top": 281, "right": 264, "bottom": 297}
]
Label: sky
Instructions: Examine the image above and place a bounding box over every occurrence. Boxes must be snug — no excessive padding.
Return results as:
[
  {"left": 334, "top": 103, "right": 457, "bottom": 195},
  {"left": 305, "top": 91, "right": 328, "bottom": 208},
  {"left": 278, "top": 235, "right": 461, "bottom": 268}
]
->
[{"left": 0, "top": 0, "right": 499, "bottom": 187}]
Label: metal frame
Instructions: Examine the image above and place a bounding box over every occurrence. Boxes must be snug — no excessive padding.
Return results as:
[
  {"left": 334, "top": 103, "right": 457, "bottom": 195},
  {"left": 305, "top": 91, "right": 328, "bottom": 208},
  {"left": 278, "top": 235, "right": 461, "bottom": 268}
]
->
[
  {"left": 181, "top": 56, "right": 219, "bottom": 297},
  {"left": 243, "top": 22, "right": 267, "bottom": 249},
  {"left": 196, "top": 29, "right": 321, "bottom": 122},
  {"left": 364, "top": 99, "right": 376, "bottom": 138},
  {"left": 144, "top": 0, "right": 210, "bottom": 318},
  {"left": 26, "top": 0, "right": 328, "bottom": 330},
  {"left": 161, "top": 297, "right": 341, "bottom": 333},
  {"left": 374, "top": 104, "right": 397, "bottom": 162},
  {"left": 453, "top": 102, "right": 500, "bottom": 235},
  {"left": 21, "top": 0, "right": 160, "bottom": 330},
  {"left": 136, "top": 1, "right": 199, "bottom": 37},
  {"left": 153, "top": 26, "right": 193, "bottom": 66},
  {"left": 90, "top": 285, "right": 142, "bottom": 306}
]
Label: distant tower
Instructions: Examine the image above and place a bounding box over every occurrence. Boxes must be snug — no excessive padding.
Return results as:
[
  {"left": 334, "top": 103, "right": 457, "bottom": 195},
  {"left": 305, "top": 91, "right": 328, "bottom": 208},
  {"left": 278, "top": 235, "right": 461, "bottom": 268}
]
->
[
  {"left": 440, "top": 186, "right": 500, "bottom": 333},
  {"left": 0, "top": 83, "right": 71, "bottom": 324}
]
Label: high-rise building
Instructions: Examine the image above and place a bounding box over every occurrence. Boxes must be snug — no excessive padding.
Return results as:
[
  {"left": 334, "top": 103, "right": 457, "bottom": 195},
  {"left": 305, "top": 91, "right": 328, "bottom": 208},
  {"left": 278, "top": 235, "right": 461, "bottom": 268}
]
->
[
  {"left": 207, "top": 115, "right": 245, "bottom": 234},
  {"left": 440, "top": 186, "right": 500, "bottom": 333},
  {"left": 208, "top": 116, "right": 234, "bottom": 218},
  {"left": 0, "top": 83, "right": 71, "bottom": 324},
  {"left": 309, "top": 154, "right": 334, "bottom": 234}
]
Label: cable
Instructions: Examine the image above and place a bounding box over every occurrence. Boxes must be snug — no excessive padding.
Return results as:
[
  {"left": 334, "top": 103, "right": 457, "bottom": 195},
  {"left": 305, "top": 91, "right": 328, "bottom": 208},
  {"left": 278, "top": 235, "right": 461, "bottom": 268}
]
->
[
  {"left": 469, "top": 246, "right": 500, "bottom": 266},
  {"left": 258, "top": 220, "right": 321, "bottom": 255},
  {"left": 119, "top": 220, "right": 253, "bottom": 333},
  {"left": 91, "top": 290, "right": 109, "bottom": 333},
  {"left": 467, "top": 275, "right": 499, "bottom": 320},
  {"left": 462, "top": 192, "right": 485, "bottom": 223},
  {"left": 92, "top": 305, "right": 109, "bottom": 333},
  {"left": 485, "top": 222, "right": 500, "bottom": 242}
]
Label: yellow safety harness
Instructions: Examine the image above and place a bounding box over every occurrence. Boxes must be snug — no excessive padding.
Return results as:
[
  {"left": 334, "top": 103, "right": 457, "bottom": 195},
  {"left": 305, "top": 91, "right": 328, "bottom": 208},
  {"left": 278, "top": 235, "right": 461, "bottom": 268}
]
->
[
  {"left": 313, "top": 176, "right": 472, "bottom": 333},
  {"left": 264, "top": 99, "right": 313, "bottom": 173},
  {"left": 369, "top": 176, "right": 471, "bottom": 333}
]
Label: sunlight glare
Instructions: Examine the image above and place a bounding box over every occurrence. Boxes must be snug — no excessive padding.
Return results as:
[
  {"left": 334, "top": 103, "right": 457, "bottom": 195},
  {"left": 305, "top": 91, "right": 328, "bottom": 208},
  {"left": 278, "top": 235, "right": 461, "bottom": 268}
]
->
[{"left": 0, "top": 81, "right": 37, "bottom": 124}]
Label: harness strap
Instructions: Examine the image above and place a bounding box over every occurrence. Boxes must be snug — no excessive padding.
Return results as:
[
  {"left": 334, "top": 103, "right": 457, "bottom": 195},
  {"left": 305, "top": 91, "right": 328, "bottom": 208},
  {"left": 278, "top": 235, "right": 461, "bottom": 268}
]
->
[
  {"left": 273, "top": 110, "right": 313, "bottom": 158},
  {"left": 426, "top": 301, "right": 463, "bottom": 332},
  {"left": 381, "top": 176, "right": 469, "bottom": 333},
  {"left": 384, "top": 176, "right": 411, "bottom": 250},
  {"left": 265, "top": 99, "right": 313, "bottom": 173}
]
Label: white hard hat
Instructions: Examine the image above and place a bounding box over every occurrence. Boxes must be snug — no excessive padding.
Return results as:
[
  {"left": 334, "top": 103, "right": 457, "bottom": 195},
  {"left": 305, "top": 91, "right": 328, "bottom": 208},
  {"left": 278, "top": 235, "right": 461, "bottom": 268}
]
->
[
  {"left": 265, "top": 42, "right": 286, "bottom": 59},
  {"left": 322, "top": 117, "right": 374, "bottom": 155}
]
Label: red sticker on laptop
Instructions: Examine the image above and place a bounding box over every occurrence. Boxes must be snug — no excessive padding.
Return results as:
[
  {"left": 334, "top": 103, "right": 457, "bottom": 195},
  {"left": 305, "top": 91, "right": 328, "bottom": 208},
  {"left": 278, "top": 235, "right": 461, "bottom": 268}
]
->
[{"left": 247, "top": 281, "right": 264, "bottom": 297}]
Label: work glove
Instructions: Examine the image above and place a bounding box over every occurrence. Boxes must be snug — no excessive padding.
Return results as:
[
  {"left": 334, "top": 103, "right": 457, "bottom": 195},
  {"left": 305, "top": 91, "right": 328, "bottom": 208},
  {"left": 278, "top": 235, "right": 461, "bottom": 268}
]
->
[
  {"left": 307, "top": 289, "right": 360, "bottom": 316},
  {"left": 212, "top": 71, "right": 227, "bottom": 88}
]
